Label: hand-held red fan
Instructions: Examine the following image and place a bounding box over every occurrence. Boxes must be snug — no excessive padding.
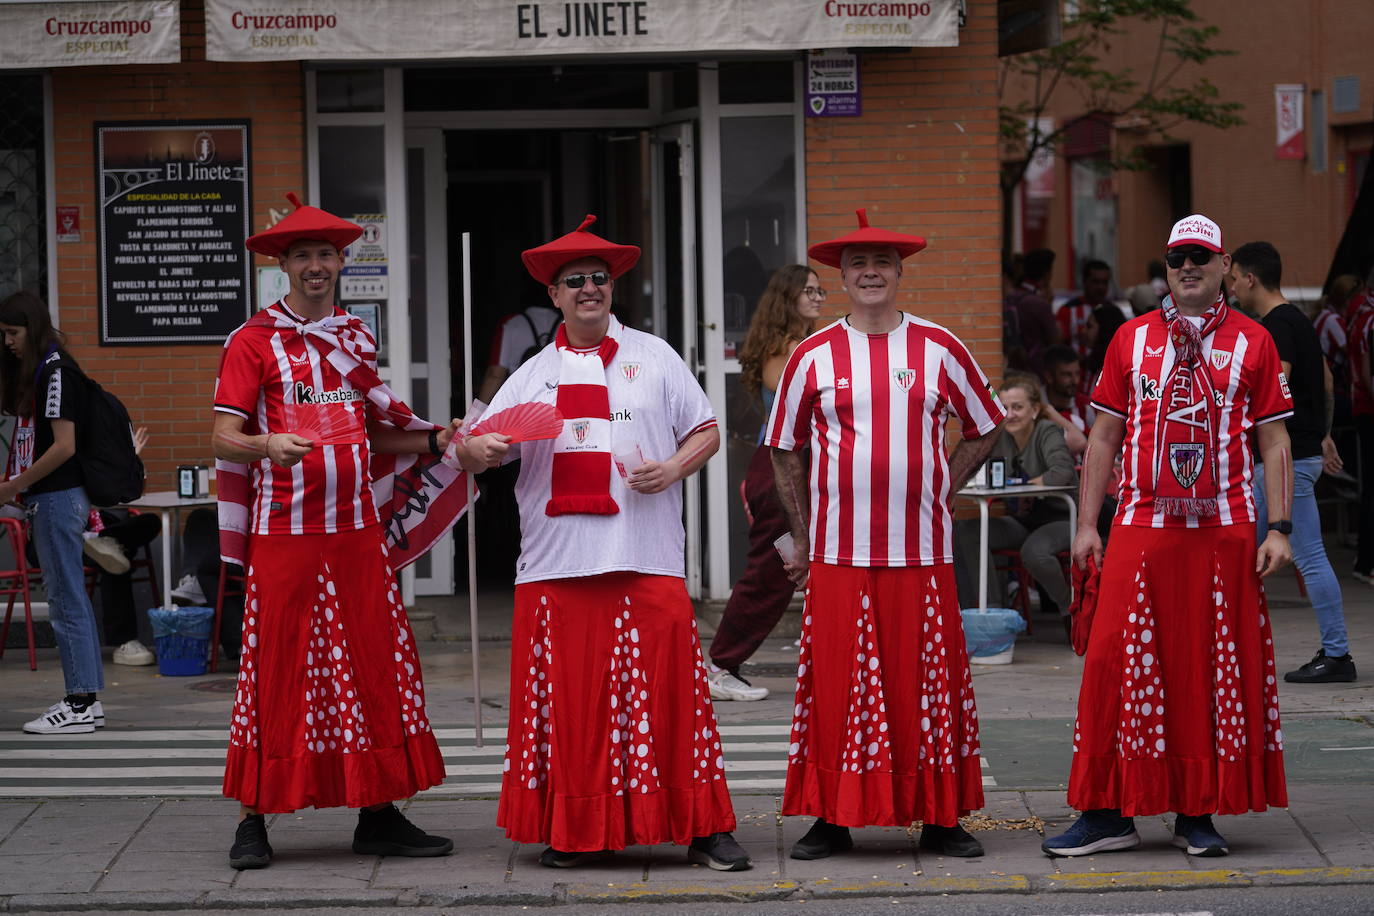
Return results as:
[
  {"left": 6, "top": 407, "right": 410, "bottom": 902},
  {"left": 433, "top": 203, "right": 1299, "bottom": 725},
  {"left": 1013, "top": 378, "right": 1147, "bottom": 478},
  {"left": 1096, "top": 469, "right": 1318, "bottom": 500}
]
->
[
  {"left": 469, "top": 402, "right": 564, "bottom": 443},
  {"left": 282, "top": 402, "right": 366, "bottom": 447}
]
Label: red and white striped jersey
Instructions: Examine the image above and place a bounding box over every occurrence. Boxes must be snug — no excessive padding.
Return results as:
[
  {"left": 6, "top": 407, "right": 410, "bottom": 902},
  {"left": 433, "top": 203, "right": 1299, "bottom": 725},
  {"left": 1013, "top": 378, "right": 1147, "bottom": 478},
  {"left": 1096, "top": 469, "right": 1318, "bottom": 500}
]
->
[
  {"left": 1091, "top": 311, "right": 1293, "bottom": 529},
  {"left": 1347, "top": 303, "right": 1374, "bottom": 417},
  {"left": 214, "top": 301, "right": 379, "bottom": 536},
  {"left": 1056, "top": 299, "right": 1094, "bottom": 358},
  {"left": 766, "top": 314, "right": 1005, "bottom": 567},
  {"left": 1064, "top": 391, "right": 1095, "bottom": 433},
  {"left": 1313, "top": 308, "right": 1347, "bottom": 368}
]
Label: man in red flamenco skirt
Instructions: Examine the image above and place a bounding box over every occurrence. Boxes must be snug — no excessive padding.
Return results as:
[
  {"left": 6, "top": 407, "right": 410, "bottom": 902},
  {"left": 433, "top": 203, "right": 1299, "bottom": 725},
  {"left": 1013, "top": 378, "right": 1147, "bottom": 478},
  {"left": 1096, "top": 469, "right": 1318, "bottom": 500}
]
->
[
  {"left": 1044, "top": 214, "right": 1294, "bottom": 859},
  {"left": 768, "top": 210, "right": 1005, "bottom": 859},
  {"left": 458, "top": 216, "right": 751, "bottom": 871},
  {"left": 213, "top": 196, "right": 465, "bottom": 869}
]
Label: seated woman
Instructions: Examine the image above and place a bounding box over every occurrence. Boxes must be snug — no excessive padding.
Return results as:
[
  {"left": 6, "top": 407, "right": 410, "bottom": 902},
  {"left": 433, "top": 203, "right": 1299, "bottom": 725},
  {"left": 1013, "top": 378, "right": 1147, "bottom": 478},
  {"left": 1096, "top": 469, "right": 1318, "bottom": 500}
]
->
[{"left": 954, "top": 374, "right": 1078, "bottom": 626}]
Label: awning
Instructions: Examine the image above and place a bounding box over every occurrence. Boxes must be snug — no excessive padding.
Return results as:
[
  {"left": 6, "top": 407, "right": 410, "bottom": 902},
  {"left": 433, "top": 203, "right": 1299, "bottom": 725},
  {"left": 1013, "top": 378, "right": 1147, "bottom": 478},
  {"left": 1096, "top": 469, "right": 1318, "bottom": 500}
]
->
[
  {"left": 0, "top": 0, "right": 180, "bottom": 69},
  {"left": 205, "top": 0, "right": 959, "bottom": 62}
]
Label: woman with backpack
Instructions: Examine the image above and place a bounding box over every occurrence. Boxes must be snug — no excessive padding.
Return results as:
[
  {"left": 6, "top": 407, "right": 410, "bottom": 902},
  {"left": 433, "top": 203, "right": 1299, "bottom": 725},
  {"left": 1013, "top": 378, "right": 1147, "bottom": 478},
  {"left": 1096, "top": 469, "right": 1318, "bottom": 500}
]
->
[{"left": 0, "top": 291, "right": 105, "bottom": 734}]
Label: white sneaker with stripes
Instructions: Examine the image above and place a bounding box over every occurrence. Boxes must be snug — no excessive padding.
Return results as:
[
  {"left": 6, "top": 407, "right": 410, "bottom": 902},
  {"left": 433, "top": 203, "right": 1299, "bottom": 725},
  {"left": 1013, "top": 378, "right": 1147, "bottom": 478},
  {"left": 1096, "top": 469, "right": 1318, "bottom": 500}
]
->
[{"left": 22, "top": 699, "right": 97, "bottom": 734}]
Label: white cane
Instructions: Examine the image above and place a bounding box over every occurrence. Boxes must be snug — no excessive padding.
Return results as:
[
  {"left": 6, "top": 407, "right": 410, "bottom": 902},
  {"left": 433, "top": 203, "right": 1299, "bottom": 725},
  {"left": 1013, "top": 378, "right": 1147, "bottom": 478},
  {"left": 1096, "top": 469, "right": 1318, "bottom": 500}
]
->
[{"left": 461, "top": 231, "right": 484, "bottom": 747}]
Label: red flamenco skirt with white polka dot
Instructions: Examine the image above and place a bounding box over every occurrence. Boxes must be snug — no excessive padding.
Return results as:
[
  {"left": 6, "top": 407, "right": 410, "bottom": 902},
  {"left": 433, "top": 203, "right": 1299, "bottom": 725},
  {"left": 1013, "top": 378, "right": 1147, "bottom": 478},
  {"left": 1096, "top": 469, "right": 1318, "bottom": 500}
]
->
[
  {"left": 222, "top": 526, "right": 447, "bottom": 813},
  {"left": 782, "top": 563, "right": 984, "bottom": 828},
  {"left": 1069, "top": 524, "right": 1287, "bottom": 816},
  {"left": 497, "top": 573, "right": 737, "bottom": 852}
]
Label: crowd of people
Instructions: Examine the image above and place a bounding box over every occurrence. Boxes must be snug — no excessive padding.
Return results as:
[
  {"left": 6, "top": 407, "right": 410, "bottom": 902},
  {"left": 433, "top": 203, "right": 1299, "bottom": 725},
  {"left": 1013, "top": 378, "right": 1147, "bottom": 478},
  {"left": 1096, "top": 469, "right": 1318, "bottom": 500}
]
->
[{"left": 0, "top": 198, "right": 1363, "bottom": 872}]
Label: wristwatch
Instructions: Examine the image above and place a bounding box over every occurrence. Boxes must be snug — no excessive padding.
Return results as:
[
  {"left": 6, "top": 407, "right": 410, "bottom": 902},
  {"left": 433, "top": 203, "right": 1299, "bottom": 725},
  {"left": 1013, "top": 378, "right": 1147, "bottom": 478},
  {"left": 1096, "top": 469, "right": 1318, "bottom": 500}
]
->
[
  {"left": 427, "top": 428, "right": 443, "bottom": 458},
  {"left": 1267, "top": 520, "right": 1293, "bottom": 535}
]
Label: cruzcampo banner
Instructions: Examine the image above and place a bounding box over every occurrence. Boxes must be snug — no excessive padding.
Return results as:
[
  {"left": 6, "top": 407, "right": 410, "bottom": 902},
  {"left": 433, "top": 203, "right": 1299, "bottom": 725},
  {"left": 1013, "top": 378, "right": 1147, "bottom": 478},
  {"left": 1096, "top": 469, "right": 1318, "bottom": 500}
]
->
[
  {"left": 0, "top": 0, "right": 179, "bottom": 68},
  {"left": 205, "top": 0, "right": 959, "bottom": 61}
]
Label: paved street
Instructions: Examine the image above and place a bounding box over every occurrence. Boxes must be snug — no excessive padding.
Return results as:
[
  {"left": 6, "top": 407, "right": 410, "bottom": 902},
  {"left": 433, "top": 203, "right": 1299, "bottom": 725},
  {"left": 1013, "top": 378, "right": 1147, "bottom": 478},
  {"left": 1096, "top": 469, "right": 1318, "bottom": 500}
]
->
[{"left": 0, "top": 548, "right": 1368, "bottom": 911}]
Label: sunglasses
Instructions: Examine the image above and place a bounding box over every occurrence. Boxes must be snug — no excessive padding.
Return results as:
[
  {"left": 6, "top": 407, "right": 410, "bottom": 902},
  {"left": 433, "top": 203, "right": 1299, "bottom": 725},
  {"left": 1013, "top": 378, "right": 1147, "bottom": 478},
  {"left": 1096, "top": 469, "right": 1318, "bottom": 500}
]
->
[
  {"left": 560, "top": 271, "right": 610, "bottom": 289},
  {"left": 1165, "top": 246, "right": 1216, "bottom": 269},
  {"left": 803, "top": 286, "right": 828, "bottom": 301}
]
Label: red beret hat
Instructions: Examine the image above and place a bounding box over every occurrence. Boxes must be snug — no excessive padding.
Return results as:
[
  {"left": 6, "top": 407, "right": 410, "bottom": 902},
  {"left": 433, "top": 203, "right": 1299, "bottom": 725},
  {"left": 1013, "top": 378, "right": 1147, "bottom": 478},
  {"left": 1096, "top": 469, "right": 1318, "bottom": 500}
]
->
[
  {"left": 245, "top": 192, "right": 363, "bottom": 259},
  {"left": 807, "top": 208, "right": 928, "bottom": 268},
  {"left": 521, "top": 214, "right": 641, "bottom": 285}
]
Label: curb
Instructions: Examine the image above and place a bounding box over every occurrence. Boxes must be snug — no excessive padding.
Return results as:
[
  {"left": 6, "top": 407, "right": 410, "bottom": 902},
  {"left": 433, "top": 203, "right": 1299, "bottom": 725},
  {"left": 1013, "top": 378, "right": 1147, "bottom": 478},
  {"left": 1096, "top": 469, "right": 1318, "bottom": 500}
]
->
[{"left": 3, "top": 867, "right": 1373, "bottom": 910}]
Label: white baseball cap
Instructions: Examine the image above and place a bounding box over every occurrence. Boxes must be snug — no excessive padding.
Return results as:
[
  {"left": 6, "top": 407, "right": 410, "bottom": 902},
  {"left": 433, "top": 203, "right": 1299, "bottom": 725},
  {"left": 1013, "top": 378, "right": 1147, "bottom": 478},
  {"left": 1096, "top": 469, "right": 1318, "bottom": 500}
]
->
[{"left": 1167, "top": 214, "right": 1224, "bottom": 253}]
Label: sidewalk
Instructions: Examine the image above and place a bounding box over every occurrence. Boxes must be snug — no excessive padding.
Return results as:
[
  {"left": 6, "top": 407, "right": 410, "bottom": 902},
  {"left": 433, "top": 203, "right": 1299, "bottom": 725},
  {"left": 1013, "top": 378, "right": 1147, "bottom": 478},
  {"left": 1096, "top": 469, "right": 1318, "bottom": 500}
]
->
[{"left": 0, "top": 549, "right": 1369, "bottom": 910}]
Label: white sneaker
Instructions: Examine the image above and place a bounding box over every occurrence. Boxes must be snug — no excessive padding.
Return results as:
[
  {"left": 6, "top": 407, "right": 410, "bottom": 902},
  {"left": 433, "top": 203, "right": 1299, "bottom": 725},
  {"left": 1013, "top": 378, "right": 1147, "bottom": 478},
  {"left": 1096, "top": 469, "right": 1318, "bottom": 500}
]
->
[
  {"left": 82, "top": 536, "right": 130, "bottom": 575},
  {"left": 23, "top": 700, "right": 96, "bottom": 734},
  {"left": 171, "top": 574, "right": 207, "bottom": 606},
  {"left": 708, "top": 667, "right": 769, "bottom": 701},
  {"left": 113, "top": 639, "right": 155, "bottom": 667},
  {"left": 90, "top": 700, "right": 105, "bottom": 728}
]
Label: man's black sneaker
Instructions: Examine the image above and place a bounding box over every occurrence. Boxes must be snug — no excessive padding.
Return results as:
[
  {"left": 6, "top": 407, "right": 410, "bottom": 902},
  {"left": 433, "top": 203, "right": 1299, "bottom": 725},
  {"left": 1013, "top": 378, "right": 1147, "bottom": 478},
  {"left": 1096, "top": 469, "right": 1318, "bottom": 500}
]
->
[
  {"left": 229, "top": 814, "right": 273, "bottom": 870},
  {"left": 1284, "top": 652, "right": 1357, "bottom": 683},
  {"left": 687, "top": 832, "right": 753, "bottom": 871},
  {"left": 352, "top": 804, "right": 453, "bottom": 857},
  {"left": 918, "top": 822, "right": 985, "bottom": 857},
  {"left": 538, "top": 847, "right": 602, "bottom": 868},
  {"left": 789, "top": 818, "right": 854, "bottom": 860}
]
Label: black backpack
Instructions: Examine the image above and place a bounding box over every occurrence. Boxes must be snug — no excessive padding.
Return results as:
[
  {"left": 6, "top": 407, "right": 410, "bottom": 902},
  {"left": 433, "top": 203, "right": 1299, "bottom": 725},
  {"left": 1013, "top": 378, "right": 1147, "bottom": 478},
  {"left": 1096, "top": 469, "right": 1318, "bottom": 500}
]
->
[
  {"left": 518, "top": 309, "right": 561, "bottom": 366},
  {"left": 78, "top": 376, "right": 145, "bottom": 507}
]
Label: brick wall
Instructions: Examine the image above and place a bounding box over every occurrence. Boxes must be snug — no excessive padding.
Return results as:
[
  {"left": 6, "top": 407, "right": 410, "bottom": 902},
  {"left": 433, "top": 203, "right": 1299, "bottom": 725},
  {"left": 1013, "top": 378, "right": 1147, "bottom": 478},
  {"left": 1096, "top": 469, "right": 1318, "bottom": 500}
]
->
[
  {"left": 50, "top": 0, "right": 303, "bottom": 490},
  {"left": 805, "top": 0, "right": 1004, "bottom": 380}
]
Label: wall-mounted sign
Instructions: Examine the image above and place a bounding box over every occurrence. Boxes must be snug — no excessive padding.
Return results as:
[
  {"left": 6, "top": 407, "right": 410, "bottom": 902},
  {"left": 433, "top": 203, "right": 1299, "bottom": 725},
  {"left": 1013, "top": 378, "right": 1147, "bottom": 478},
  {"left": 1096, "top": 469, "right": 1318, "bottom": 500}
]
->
[
  {"left": 256, "top": 265, "right": 289, "bottom": 311},
  {"left": 205, "top": 0, "right": 959, "bottom": 61},
  {"left": 55, "top": 206, "right": 81, "bottom": 243},
  {"left": 0, "top": 0, "right": 180, "bottom": 69},
  {"left": 806, "top": 50, "right": 860, "bottom": 117},
  {"left": 95, "top": 120, "right": 252, "bottom": 345},
  {"left": 1275, "top": 84, "right": 1305, "bottom": 161}
]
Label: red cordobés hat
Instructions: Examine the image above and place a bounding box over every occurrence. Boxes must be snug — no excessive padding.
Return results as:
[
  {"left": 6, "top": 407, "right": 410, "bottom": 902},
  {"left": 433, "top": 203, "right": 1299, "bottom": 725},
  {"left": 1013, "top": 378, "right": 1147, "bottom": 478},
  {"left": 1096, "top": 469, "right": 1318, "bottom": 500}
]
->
[
  {"left": 807, "top": 208, "right": 928, "bottom": 268},
  {"left": 521, "top": 214, "right": 641, "bottom": 285},
  {"left": 245, "top": 192, "right": 364, "bottom": 258}
]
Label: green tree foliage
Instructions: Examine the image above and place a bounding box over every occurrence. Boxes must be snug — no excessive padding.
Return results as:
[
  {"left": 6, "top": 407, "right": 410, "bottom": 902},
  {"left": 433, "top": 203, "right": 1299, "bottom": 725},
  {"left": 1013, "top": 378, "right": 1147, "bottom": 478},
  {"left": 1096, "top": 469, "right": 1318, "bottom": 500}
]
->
[{"left": 998, "top": 0, "right": 1245, "bottom": 258}]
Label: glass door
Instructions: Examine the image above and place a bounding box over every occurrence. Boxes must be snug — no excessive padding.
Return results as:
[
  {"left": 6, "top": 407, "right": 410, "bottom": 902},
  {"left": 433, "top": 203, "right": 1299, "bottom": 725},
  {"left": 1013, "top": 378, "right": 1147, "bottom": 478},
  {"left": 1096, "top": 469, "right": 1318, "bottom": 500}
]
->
[{"left": 649, "top": 121, "right": 704, "bottom": 597}]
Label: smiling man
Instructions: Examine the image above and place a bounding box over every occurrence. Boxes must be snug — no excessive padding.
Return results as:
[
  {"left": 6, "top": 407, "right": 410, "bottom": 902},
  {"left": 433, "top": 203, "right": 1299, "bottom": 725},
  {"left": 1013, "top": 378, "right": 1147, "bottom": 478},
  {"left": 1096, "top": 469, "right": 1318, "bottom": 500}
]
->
[
  {"left": 213, "top": 194, "right": 462, "bottom": 870},
  {"left": 1044, "top": 214, "right": 1294, "bottom": 860},
  {"left": 767, "top": 209, "right": 1005, "bottom": 860},
  {"left": 458, "top": 215, "right": 750, "bottom": 872}
]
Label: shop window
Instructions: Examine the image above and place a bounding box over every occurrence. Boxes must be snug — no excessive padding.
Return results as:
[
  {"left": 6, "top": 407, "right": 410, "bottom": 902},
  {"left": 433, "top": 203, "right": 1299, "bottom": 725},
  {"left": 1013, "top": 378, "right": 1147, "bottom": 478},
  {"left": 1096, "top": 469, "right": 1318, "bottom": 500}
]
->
[
  {"left": 316, "top": 69, "right": 385, "bottom": 113},
  {"left": 319, "top": 125, "right": 386, "bottom": 359},
  {"left": 0, "top": 75, "right": 46, "bottom": 303},
  {"left": 718, "top": 60, "right": 795, "bottom": 105},
  {"left": 1069, "top": 156, "right": 1116, "bottom": 283},
  {"left": 404, "top": 65, "right": 653, "bottom": 111}
]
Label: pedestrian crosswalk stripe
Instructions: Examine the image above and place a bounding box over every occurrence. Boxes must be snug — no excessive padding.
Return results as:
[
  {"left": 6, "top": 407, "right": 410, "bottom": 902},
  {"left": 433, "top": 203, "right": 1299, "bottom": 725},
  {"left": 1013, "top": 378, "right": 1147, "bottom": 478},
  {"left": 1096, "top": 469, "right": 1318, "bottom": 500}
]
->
[{"left": 0, "top": 723, "right": 997, "bottom": 797}]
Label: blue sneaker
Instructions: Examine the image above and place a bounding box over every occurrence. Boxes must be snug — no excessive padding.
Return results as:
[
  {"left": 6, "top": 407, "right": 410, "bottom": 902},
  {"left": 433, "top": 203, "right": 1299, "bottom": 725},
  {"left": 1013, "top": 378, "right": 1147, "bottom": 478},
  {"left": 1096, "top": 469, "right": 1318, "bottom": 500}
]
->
[
  {"left": 1041, "top": 809, "right": 1141, "bottom": 857},
  {"left": 1172, "top": 814, "right": 1228, "bottom": 857}
]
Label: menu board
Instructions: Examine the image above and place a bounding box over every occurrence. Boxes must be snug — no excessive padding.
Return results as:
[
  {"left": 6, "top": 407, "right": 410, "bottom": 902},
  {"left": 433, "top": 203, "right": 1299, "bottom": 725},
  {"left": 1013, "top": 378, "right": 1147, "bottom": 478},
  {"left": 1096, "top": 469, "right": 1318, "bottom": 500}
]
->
[{"left": 95, "top": 121, "right": 252, "bottom": 345}]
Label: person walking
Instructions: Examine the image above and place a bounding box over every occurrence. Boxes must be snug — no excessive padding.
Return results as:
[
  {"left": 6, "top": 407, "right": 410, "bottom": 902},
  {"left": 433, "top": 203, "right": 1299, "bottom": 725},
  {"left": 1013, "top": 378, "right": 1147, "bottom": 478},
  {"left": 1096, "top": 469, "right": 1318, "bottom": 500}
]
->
[
  {"left": 459, "top": 215, "right": 751, "bottom": 872},
  {"left": 0, "top": 291, "right": 107, "bottom": 733},
  {"left": 1044, "top": 215, "right": 1293, "bottom": 860},
  {"left": 213, "top": 195, "right": 461, "bottom": 869},
  {"left": 768, "top": 209, "right": 1005, "bottom": 860},
  {"left": 707, "top": 264, "right": 823, "bottom": 702},
  {"left": 1229, "top": 241, "right": 1355, "bottom": 683}
]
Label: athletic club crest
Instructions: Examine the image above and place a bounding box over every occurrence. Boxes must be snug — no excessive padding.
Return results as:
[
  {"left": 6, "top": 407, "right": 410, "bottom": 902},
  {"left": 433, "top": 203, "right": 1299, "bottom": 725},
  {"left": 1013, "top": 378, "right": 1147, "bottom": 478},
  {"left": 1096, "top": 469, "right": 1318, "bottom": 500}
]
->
[
  {"left": 571, "top": 420, "right": 590, "bottom": 444},
  {"left": 1210, "top": 350, "right": 1233, "bottom": 371},
  {"left": 620, "top": 362, "right": 641, "bottom": 382},
  {"left": 892, "top": 368, "right": 917, "bottom": 392},
  {"left": 1168, "top": 441, "right": 1206, "bottom": 488}
]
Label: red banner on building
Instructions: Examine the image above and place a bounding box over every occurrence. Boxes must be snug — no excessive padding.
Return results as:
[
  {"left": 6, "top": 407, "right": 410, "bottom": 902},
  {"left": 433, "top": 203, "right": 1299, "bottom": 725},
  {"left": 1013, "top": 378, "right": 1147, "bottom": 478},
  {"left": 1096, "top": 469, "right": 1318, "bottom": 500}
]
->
[{"left": 1275, "top": 84, "right": 1305, "bottom": 160}]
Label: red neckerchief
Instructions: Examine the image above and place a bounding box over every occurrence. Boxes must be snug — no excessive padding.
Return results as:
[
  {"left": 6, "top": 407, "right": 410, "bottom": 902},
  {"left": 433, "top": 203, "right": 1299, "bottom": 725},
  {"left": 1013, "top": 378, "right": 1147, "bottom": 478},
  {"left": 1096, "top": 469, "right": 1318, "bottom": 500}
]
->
[{"left": 1152, "top": 291, "right": 1228, "bottom": 516}]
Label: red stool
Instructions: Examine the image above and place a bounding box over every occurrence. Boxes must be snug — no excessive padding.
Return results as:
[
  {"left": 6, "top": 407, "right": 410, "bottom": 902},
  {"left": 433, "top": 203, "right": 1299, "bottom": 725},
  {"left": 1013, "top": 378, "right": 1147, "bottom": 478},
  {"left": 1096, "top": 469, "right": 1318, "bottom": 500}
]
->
[
  {"left": 0, "top": 517, "right": 40, "bottom": 671},
  {"left": 210, "top": 561, "right": 245, "bottom": 673},
  {"left": 991, "top": 547, "right": 1035, "bottom": 634}
]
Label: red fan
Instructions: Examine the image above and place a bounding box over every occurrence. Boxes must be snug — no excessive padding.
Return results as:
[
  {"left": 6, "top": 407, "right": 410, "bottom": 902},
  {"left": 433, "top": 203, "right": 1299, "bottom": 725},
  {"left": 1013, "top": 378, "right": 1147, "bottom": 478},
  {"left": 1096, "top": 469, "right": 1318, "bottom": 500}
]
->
[
  {"left": 470, "top": 402, "right": 564, "bottom": 443},
  {"left": 283, "top": 401, "right": 366, "bottom": 447}
]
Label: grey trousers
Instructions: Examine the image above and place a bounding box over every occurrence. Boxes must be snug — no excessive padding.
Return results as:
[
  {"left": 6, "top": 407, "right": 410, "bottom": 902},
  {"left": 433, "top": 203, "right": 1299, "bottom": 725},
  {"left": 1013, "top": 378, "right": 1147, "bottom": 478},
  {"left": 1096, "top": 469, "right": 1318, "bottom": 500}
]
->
[{"left": 953, "top": 516, "right": 1072, "bottom": 611}]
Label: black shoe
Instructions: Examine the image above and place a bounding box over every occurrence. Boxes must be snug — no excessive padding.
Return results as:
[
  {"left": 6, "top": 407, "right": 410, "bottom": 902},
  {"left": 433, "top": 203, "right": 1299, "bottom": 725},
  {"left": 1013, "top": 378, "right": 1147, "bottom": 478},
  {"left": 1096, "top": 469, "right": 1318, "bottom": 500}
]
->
[
  {"left": 539, "top": 846, "right": 596, "bottom": 868},
  {"left": 1285, "top": 652, "right": 1356, "bottom": 683},
  {"left": 352, "top": 804, "right": 453, "bottom": 857},
  {"left": 789, "top": 818, "right": 854, "bottom": 860},
  {"left": 687, "top": 832, "right": 753, "bottom": 871},
  {"left": 918, "top": 822, "right": 985, "bottom": 858},
  {"left": 229, "top": 814, "right": 273, "bottom": 870}
]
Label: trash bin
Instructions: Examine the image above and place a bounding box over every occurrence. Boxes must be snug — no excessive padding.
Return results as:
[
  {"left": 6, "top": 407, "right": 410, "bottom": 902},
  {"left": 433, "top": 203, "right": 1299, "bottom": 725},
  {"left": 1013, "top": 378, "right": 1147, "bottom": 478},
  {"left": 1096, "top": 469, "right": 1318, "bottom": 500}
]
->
[
  {"left": 149, "top": 606, "right": 214, "bottom": 677},
  {"left": 960, "top": 607, "right": 1026, "bottom": 665}
]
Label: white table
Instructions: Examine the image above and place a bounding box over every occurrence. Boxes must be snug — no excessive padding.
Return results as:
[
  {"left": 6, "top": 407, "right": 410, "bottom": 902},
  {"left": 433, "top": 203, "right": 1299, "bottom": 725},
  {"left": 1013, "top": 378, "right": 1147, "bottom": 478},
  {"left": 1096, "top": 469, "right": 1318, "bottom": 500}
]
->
[
  {"left": 121, "top": 490, "right": 217, "bottom": 609},
  {"left": 955, "top": 484, "right": 1077, "bottom": 612}
]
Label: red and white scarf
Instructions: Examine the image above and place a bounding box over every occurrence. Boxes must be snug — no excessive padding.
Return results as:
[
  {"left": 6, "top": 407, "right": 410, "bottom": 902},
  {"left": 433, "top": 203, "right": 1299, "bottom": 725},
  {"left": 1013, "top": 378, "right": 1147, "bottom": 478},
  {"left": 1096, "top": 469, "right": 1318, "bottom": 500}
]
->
[
  {"left": 215, "top": 301, "right": 470, "bottom": 569},
  {"left": 1152, "top": 291, "right": 1228, "bottom": 516},
  {"left": 545, "top": 316, "right": 622, "bottom": 517}
]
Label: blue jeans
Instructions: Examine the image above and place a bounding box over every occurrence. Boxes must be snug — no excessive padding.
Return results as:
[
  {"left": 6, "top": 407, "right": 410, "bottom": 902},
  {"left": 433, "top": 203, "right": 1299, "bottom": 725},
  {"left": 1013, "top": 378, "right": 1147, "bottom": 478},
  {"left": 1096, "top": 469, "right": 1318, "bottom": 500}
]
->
[
  {"left": 1254, "top": 457, "right": 1349, "bottom": 657},
  {"left": 29, "top": 487, "right": 105, "bottom": 694}
]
